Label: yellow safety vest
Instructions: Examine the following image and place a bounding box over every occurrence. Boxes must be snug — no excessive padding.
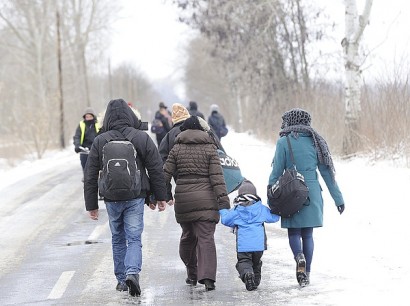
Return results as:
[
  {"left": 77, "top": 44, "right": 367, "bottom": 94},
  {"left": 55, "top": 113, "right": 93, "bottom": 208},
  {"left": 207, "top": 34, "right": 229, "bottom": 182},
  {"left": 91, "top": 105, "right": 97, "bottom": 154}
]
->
[{"left": 79, "top": 121, "right": 100, "bottom": 144}]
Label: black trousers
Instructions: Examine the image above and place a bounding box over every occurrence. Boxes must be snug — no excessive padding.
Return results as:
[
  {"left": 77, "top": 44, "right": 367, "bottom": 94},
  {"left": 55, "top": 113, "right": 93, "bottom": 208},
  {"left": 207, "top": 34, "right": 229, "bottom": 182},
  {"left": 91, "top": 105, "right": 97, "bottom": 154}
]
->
[{"left": 236, "top": 251, "right": 263, "bottom": 281}]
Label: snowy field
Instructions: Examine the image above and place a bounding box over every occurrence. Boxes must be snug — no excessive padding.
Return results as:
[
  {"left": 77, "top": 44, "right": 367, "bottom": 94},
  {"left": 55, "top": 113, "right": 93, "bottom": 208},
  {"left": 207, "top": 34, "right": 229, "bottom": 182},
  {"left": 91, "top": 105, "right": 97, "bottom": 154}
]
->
[{"left": 1, "top": 130, "right": 408, "bottom": 305}]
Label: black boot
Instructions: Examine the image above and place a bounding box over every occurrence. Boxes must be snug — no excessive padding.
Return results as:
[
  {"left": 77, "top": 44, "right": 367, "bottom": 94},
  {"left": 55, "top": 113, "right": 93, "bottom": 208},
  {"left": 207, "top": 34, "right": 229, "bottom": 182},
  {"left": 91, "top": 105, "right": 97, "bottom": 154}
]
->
[
  {"left": 203, "top": 279, "right": 215, "bottom": 291},
  {"left": 185, "top": 278, "right": 197, "bottom": 286},
  {"left": 126, "top": 274, "right": 141, "bottom": 296},
  {"left": 244, "top": 272, "right": 256, "bottom": 291},
  {"left": 295, "top": 253, "right": 308, "bottom": 287}
]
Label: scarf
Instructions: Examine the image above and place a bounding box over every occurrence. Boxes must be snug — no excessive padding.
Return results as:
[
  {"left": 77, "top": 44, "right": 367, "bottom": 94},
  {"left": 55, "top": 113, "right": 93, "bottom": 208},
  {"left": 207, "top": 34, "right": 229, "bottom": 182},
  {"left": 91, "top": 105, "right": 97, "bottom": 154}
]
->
[{"left": 279, "top": 108, "right": 336, "bottom": 181}]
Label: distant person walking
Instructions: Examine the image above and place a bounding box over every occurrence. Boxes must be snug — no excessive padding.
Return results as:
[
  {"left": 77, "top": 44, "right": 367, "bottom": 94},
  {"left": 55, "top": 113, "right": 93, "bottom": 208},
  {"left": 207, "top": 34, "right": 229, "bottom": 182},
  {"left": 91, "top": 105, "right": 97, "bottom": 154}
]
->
[
  {"left": 220, "top": 179, "right": 279, "bottom": 291},
  {"left": 163, "top": 115, "right": 230, "bottom": 291},
  {"left": 188, "top": 101, "right": 205, "bottom": 119},
  {"left": 84, "top": 99, "right": 167, "bottom": 297},
  {"left": 159, "top": 103, "right": 191, "bottom": 164},
  {"left": 268, "top": 108, "right": 345, "bottom": 287},
  {"left": 151, "top": 102, "right": 172, "bottom": 146},
  {"left": 159, "top": 103, "right": 225, "bottom": 164},
  {"left": 73, "top": 107, "right": 100, "bottom": 179},
  {"left": 208, "top": 104, "right": 228, "bottom": 140}
]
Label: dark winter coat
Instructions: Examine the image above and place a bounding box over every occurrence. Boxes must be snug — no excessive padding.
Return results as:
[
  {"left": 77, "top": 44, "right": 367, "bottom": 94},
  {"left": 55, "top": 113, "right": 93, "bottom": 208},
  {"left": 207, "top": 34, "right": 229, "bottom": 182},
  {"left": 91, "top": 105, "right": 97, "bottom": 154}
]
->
[
  {"left": 163, "top": 129, "right": 230, "bottom": 223},
  {"left": 73, "top": 119, "right": 99, "bottom": 150},
  {"left": 154, "top": 110, "right": 172, "bottom": 140},
  {"left": 159, "top": 121, "right": 225, "bottom": 164},
  {"left": 268, "top": 133, "right": 344, "bottom": 228},
  {"left": 84, "top": 99, "right": 167, "bottom": 211},
  {"left": 158, "top": 121, "right": 184, "bottom": 164},
  {"left": 220, "top": 200, "right": 279, "bottom": 252},
  {"left": 188, "top": 101, "right": 205, "bottom": 119},
  {"left": 208, "top": 111, "right": 227, "bottom": 140}
]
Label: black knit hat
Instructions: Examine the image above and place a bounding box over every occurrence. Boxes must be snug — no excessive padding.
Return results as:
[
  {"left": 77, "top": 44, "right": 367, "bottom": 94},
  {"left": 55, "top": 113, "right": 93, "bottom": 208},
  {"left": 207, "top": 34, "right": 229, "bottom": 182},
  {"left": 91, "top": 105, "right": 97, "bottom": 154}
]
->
[
  {"left": 281, "top": 108, "right": 311, "bottom": 129},
  {"left": 180, "top": 115, "right": 202, "bottom": 131}
]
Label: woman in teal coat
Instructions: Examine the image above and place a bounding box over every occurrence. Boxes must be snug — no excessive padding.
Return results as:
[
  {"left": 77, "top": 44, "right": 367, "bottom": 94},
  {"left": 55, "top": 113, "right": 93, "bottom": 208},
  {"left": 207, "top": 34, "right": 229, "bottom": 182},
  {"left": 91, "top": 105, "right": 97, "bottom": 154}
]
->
[{"left": 268, "top": 108, "right": 345, "bottom": 286}]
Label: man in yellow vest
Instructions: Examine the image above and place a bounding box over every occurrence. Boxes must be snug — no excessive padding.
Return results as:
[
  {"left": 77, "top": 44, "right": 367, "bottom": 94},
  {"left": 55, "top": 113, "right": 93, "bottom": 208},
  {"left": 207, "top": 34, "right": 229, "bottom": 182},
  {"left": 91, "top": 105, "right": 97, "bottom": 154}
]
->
[{"left": 73, "top": 107, "right": 100, "bottom": 179}]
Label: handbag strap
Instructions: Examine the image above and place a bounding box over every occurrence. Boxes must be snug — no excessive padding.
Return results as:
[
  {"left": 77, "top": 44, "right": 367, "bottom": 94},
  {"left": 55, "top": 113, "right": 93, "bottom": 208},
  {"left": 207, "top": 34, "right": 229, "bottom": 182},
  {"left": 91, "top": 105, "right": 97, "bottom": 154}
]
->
[{"left": 286, "top": 135, "right": 297, "bottom": 169}]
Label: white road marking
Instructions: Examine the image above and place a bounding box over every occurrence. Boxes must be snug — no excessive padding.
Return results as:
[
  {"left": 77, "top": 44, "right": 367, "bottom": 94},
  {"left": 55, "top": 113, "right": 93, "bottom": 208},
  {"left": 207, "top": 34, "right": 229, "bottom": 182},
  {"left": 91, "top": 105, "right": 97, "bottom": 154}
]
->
[
  {"left": 87, "top": 221, "right": 108, "bottom": 240},
  {"left": 47, "top": 270, "right": 75, "bottom": 299}
]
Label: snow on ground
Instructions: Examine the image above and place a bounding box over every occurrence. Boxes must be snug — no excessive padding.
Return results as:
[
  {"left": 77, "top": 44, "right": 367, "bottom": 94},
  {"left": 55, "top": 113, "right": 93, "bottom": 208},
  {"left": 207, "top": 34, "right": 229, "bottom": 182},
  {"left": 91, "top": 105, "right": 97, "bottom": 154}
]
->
[{"left": 1, "top": 130, "right": 409, "bottom": 305}]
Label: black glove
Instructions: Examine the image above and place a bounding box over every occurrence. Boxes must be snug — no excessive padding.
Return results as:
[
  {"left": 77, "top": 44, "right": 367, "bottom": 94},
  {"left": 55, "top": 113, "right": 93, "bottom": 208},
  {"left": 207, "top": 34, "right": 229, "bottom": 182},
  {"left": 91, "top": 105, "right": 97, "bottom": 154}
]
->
[
  {"left": 74, "top": 146, "right": 81, "bottom": 153},
  {"left": 337, "top": 204, "right": 345, "bottom": 215}
]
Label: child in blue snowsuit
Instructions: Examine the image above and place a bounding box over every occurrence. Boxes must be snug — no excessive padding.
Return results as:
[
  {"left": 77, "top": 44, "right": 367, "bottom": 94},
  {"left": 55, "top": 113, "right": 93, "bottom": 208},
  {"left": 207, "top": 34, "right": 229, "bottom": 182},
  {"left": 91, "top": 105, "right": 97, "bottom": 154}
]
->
[{"left": 219, "top": 179, "right": 280, "bottom": 291}]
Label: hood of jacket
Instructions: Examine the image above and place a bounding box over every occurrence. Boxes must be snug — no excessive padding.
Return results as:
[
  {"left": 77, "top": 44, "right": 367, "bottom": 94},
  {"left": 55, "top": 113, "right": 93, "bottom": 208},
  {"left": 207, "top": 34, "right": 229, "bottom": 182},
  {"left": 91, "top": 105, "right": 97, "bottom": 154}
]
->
[
  {"left": 103, "top": 98, "right": 141, "bottom": 132},
  {"left": 189, "top": 101, "right": 198, "bottom": 110},
  {"left": 176, "top": 129, "right": 214, "bottom": 145},
  {"left": 235, "top": 200, "right": 264, "bottom": 224}
]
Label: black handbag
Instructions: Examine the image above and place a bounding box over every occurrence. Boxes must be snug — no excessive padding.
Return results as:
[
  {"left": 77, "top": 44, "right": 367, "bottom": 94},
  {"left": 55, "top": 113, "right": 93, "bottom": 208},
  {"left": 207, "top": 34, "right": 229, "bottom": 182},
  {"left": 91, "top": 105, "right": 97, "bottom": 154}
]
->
[{"left": 268, "top": 136, "right": 309, "bottom": 217}]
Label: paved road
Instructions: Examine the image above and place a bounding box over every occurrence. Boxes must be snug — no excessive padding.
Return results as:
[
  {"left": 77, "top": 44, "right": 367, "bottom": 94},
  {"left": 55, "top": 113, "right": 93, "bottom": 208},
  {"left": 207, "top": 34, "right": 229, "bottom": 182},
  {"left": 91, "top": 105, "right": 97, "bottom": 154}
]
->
[{"left": 0, "top": 153, "right": 333, "bottom": 305}]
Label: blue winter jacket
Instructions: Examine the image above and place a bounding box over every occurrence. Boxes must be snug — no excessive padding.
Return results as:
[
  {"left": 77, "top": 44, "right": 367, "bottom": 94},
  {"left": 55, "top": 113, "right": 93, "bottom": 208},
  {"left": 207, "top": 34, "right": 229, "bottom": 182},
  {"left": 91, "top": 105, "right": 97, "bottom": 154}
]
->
[
  {"left": 268, "top": 132, "right": 344, "bottom": 228},
  {"left": 220, "top": 200, "right": 279, "bottom": 252}
]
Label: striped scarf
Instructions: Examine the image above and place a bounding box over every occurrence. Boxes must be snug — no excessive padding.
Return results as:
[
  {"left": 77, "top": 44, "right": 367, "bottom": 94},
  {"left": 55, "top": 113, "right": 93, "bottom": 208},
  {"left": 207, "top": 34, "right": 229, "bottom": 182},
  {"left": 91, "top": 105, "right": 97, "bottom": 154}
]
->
[{"left": 233, "top": 194, "right": 261, "bottom": 205}]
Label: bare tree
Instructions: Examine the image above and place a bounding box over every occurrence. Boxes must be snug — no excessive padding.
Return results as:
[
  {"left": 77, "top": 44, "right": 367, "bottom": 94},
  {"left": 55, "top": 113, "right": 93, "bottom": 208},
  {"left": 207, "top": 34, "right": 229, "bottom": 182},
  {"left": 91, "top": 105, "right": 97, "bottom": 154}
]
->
[
  {"left": 0, "top": 0, "right": 119, "bottom": 159},
  {"left": 174, "top": 0, "right": 324, "bottom": 133},
  {"left": 341, "top": 0, "right": 373, "bottom": 155}
]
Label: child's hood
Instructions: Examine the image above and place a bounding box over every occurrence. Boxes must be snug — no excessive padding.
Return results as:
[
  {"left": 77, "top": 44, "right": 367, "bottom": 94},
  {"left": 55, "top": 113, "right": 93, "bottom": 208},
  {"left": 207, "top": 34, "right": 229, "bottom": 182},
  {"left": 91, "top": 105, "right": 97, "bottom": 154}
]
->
[{"left": 235, "top": 200, "right": 263, "bottom": 223}]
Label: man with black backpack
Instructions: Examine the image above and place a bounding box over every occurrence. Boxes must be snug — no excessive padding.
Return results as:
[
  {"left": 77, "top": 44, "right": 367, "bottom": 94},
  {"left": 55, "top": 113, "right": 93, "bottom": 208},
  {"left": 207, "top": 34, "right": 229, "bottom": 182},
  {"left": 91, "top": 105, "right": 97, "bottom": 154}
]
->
[{"left": 84, "top": 99, "right": 167, "bottom": 297}]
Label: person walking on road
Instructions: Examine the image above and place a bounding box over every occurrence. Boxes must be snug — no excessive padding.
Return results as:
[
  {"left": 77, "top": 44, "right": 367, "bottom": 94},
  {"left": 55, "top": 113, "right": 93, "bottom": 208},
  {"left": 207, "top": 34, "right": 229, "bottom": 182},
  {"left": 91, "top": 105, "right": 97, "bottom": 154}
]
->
[
  {"left": 268, "top": 108, "right": 345, "bottom": 286},
  {"left": 163, "top": 115, "right": 230, "bottom": 291},
  {"left": 159, "top": 103, "right": 191, "bottom": 164},
  {"left": 188, "top": 101, "right": 205, "bottom": 119},
  {"left": 84, "top": 98, "right": 167, "bottom": 296},
  {"left": 73, "top": 107, "right": 100, "bottom": 179},
  {"left": 152, "top": 102, "right": 172, "bottom": 146},
  {"left": 220, "top": 179, "right": 279, "bottom": 291},
  {"left": 208, "top": 104, "right": 228, "bottom": 140},
  {"left": 160, "top": 103, "right": 225, "bottom": 165}
]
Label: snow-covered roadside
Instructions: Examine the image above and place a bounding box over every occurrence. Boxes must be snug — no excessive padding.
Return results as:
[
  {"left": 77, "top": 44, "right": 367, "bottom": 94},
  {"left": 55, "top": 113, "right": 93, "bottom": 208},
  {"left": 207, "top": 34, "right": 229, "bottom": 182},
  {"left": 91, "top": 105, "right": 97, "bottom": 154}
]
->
[
  {"left": 222, "top": 130, "right": 410, "bottom": 305},
  {"left": 1, "top": 130, "right": 409, "bottom": 305}
]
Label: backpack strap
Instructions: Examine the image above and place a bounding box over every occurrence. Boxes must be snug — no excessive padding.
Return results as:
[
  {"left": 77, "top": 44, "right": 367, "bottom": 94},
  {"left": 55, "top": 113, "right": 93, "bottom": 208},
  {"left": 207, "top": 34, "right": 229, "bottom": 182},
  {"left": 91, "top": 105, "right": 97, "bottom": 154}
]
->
[
  {"left": 101, "top": 129, "right": 139, "bottom": 143},
  {"left": 101, "top": 132, "right": 114, "bottom": 143},
  {"left": 124, "top": 128, "right": 139, "bottom": 142},
  {"left": 286, "top": 135, "right": 297, "bottom": 169}
]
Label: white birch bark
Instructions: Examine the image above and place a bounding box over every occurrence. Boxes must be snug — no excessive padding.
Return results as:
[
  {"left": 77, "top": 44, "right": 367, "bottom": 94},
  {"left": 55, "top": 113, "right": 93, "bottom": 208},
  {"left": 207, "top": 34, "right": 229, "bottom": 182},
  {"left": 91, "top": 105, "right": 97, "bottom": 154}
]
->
[{"left": 342, "top": 0, "right": 373, "bottom": 155}]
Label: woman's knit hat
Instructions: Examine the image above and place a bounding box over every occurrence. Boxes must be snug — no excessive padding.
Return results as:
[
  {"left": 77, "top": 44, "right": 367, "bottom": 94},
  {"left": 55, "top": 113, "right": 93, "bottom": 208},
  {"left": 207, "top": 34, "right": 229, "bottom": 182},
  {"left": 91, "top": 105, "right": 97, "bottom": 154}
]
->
[
  {"left": 83, "top": 107, "right": 96, "bottom": 119},
  {"left": 210, "top": 104, "right": 219, "bottom": 112},
  {"left": 281, "top": 108, "right": 311, "bottom": 129},
  {"left": 238, "top": 179, "right": 257, "bottom": 196},
  {"left": 180, "top": 115, "right": 202, "bottom": 131},
  {"left": 172, "top": 103, "right": 190, "bottom": 124}
]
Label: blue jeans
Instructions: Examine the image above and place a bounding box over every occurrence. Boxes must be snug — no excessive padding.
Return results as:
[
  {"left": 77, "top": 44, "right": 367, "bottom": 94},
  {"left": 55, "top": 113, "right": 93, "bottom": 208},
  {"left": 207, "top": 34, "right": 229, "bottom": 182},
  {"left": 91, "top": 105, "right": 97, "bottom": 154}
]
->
[
  {"left": 106, "top": 198, "right": 145, "bottom": 283},
  {"left": 288, "top": 228, "right": 314, "bottom": 272}
]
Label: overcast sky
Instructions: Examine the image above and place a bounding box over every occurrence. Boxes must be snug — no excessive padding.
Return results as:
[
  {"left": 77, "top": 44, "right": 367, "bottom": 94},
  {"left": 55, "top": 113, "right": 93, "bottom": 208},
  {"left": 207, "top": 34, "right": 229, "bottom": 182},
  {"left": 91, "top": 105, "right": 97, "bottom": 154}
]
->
[
  {"left": 109, "top": 0, "right": 194, "bottom": 81},
  {"left": 108, "top": 0, "right": 410, "bottom": 83}
]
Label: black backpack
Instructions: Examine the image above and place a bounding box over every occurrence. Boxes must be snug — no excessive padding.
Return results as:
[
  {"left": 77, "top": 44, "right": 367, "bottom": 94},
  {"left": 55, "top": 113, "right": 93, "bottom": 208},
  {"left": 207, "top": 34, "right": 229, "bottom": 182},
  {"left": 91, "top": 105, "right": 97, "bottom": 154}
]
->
[
  {"left": 98, "top": 129, "right": 141, "bottom": 201},
  {"left": 150, "top": 118, "right": 165, "bottom": 134},
  {"left": 267, "top": 136, "right": 309, "bottom": 217}
]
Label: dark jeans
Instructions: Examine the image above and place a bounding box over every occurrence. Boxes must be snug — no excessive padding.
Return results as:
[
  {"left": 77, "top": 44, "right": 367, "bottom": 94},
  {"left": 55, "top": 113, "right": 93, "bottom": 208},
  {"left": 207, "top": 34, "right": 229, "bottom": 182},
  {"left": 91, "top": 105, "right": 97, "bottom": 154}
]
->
[
  {"left": 236, "top": 251, "right": 263, "bottom": 281},
  {"left": 179, "top": 221, "right": 217, "bottom": 283},
  {"left": 79, "top": 153, "right": 88, "bottom": 172},
  {"left": 288, "top": 227, "right": 314, "bottom": 272}
]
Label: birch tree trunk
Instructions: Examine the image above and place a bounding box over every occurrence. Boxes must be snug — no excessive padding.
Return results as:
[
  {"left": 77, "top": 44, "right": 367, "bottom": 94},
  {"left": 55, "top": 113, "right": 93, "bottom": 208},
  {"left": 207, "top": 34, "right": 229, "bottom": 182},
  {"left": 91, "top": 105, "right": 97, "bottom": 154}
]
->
[{"left": 342, "top": 0, "right": 373, "bottom": 155}]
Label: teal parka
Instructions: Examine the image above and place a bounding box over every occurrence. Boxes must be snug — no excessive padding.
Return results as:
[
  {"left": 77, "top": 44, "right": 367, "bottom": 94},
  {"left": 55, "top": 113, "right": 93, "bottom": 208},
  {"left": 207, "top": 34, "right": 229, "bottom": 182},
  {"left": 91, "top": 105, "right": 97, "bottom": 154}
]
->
[{"left": 268, "top": 132, "right": 344, "bottom": 228}]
